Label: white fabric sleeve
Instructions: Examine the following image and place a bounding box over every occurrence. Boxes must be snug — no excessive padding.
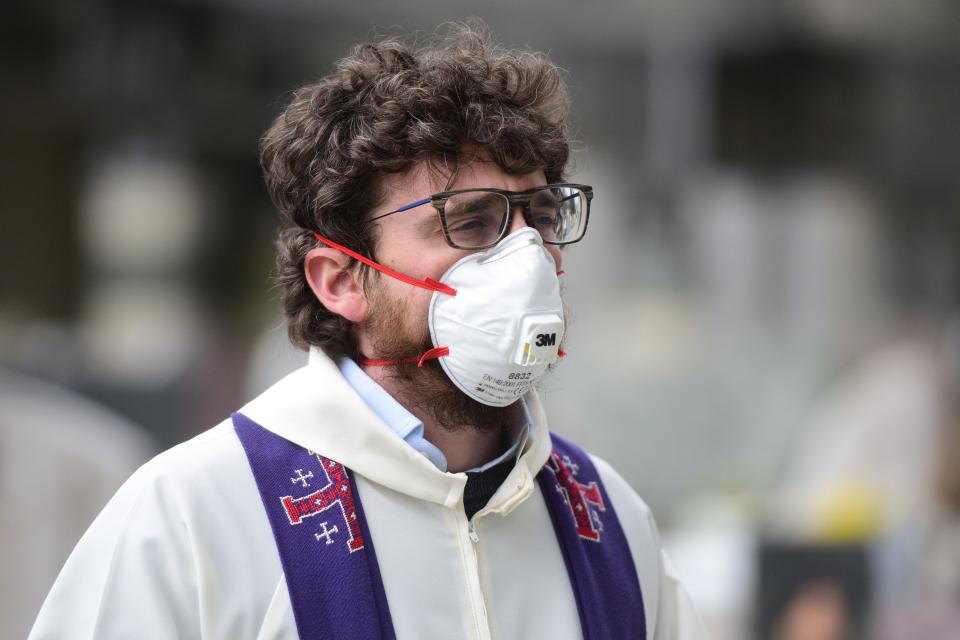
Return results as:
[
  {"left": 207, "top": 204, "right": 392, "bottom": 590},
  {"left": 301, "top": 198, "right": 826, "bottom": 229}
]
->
[
  {"left": 591, "top": 455, "right": 709, "bottom": 640},
  {"left": 28, "top": 458, "right": 201, "bottom": 640}
]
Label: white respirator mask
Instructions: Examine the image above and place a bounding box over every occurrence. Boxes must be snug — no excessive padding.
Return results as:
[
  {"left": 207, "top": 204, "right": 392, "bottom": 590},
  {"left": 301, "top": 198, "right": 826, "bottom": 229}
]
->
[{"left": 312, "top": 227, "right": 565, "bottom": 406}]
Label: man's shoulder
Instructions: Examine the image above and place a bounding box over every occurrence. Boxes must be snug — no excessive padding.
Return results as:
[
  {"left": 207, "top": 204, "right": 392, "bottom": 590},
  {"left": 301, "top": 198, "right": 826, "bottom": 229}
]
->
[
  {"left": 90, "top": 416, "right": 271, "bottom": 558},
  {"left": 30, "top": 417, "right": 283, "bottom": 639},
  {"left": 148, "top": 418, "right": 242, "bottom": 471},
  {"left": 120, "top": 418, "right": 250, "bottom": 505},
  {"left": 544, "top": 431, "right": 656, "bottom": 522},
  {"left": 588, "top": 453, "right": 655, "bottom": 521}
]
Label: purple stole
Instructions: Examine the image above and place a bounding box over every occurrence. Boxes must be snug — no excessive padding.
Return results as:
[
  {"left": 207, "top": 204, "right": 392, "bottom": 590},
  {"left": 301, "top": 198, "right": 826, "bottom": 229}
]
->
[
  {"left": 538, "top": 432, "right": 648, "bottom": 639},
  {"left": 233, "top": 412, "right": 646, "bottom": 639}
]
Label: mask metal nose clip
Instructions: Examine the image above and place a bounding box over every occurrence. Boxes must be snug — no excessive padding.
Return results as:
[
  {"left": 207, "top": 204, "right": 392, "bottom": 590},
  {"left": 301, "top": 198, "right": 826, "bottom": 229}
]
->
[{"left": 478, "top": 227, "right": 544, "bottom": 265}]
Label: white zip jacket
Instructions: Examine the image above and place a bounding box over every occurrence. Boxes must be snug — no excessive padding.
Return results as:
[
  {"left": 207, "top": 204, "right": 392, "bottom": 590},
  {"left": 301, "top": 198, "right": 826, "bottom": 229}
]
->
[{"left": 30, "top": 350, "right": 707, "bottom": 639}]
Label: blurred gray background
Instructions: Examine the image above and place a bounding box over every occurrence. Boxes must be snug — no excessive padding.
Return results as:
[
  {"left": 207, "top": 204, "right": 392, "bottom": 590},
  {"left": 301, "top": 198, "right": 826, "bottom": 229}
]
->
[{"left": 3, "top": 1, "right": 959, "bottom": 638}]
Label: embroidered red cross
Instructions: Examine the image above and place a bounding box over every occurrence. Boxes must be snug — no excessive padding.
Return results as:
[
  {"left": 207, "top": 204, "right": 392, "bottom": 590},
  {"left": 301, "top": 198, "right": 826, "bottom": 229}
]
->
[
  {"left": 549, "top": 452, "right": 606, "bottom": 542},
  {"left": 280, "top": 457, "right": 365, "bottom": 552}
]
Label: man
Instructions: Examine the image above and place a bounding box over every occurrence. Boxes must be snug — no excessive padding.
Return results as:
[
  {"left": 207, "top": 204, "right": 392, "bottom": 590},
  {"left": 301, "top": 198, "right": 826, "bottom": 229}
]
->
[{"left": 31, "top": 23, "right": 706, "bottom": 639}]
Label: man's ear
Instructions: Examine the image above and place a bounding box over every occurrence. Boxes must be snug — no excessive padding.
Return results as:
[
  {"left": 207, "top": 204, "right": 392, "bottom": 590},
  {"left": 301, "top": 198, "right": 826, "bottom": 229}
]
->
[{"left": 304, "top": 247, "right": 368, "bottom": 323}]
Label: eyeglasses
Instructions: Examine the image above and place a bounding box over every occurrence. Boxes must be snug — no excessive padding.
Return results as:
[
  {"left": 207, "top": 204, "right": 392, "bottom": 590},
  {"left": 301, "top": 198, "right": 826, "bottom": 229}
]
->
[{"left": 369, "top": 183, "right": 593, "bottom": 250}]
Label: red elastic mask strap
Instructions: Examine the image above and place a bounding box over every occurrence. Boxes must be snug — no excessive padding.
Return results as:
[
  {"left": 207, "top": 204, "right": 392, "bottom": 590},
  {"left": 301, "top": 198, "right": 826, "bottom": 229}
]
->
[
  {"left": 311, "top": 231, "right": 456, "bottom": 297},
  {"left": 360, "top": 346, "right": 450, "bottom": 368}
]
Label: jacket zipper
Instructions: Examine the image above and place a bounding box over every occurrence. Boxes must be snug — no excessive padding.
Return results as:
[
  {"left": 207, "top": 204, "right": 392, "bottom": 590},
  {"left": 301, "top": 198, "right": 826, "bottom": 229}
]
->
[
  {"left": 467, "top": 519, "right": 480, "bottom": 543},
  {"left": 457, "top": 512, "right": 490, "bottom": 640}
]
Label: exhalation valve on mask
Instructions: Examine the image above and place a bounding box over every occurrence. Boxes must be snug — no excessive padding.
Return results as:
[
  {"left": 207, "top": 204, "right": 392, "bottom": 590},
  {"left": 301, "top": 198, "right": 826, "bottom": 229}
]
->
[{"left": 513, "top": 314, "right": 564, "bottom": 366}]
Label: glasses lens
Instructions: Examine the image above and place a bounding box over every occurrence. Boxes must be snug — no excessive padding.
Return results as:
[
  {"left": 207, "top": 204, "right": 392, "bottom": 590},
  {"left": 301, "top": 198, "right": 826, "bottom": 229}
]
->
[
  {"left": 528, "top": 186, "right": 587, "bottom": 244},
  {"left": 442, "top": 191, "right": 510, "bottom": 248}
]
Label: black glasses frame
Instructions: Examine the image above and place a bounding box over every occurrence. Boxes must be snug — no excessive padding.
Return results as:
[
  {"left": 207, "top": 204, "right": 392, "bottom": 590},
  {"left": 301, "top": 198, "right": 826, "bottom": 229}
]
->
[{"left": 370, "top": 183, "right": 594, "bottom": 250}]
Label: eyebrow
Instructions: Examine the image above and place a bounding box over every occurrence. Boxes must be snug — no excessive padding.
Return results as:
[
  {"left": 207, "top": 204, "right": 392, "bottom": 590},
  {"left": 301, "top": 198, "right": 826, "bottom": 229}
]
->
[{"left": 445, "top": 192, "right": 501, "bottom": 216}]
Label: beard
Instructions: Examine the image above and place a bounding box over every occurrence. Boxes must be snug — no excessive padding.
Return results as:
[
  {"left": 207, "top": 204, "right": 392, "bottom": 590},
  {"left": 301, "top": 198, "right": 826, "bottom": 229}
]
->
[{"left": 361, "top": 280, "right": 523, "bottom": 435}]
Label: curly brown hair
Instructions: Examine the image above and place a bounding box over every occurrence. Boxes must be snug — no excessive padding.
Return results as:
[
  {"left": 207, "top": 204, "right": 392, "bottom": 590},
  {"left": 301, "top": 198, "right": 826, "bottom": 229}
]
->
[{"left": 260, "top": 21, "right": 572, "bottom": 359}]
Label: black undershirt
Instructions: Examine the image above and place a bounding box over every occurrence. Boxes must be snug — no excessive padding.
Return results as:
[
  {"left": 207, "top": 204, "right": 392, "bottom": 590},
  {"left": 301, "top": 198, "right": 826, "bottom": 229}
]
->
[{"left": 463, "top": 454, "right": 518, "bottom": 520}]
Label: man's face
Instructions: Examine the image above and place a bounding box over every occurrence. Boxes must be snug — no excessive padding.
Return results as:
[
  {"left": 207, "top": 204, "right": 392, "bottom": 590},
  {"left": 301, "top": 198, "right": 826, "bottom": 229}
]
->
[
  {"left": 357, "top": 156, "right": 562, "bottom": 358},
  {"left": 355, "top": 156, "right": 563, "bottom": 429}
]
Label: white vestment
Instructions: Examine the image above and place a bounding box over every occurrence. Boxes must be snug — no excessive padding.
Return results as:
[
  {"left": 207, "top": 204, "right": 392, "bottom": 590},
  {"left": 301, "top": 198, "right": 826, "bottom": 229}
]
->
[{"left": 31, "top": 350, "right": 707, "bottom": 639}]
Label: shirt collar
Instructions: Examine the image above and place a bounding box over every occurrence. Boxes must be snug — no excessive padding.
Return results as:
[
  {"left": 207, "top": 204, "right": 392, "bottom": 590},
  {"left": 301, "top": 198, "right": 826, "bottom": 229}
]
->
[
  {"left": 337, "top": 357, "right": 530, "bottom": 474},
  {"left": 337, "top": 358, "right": 446, "bottom": 470}
]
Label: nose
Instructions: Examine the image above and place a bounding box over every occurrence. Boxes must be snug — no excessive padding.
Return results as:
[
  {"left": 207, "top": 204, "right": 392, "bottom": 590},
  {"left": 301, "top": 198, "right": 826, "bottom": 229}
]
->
[
  {"left": 506, "top": 205, "right": 563, "bottom": 270},
  {"left": 507, "top": 205, "right": 531, "bottom": 235}
]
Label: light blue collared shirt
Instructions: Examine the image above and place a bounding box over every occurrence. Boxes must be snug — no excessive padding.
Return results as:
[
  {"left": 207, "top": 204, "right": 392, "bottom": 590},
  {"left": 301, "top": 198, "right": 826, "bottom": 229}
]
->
[{"left": 338, "top": 358, "right": 528, "bottom": 473}]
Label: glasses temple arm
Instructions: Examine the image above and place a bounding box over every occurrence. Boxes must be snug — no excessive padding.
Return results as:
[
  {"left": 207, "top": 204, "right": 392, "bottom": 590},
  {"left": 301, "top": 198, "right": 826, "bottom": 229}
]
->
[{"left": 369, "top": 197, "right": 432, "bottom": 221}]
